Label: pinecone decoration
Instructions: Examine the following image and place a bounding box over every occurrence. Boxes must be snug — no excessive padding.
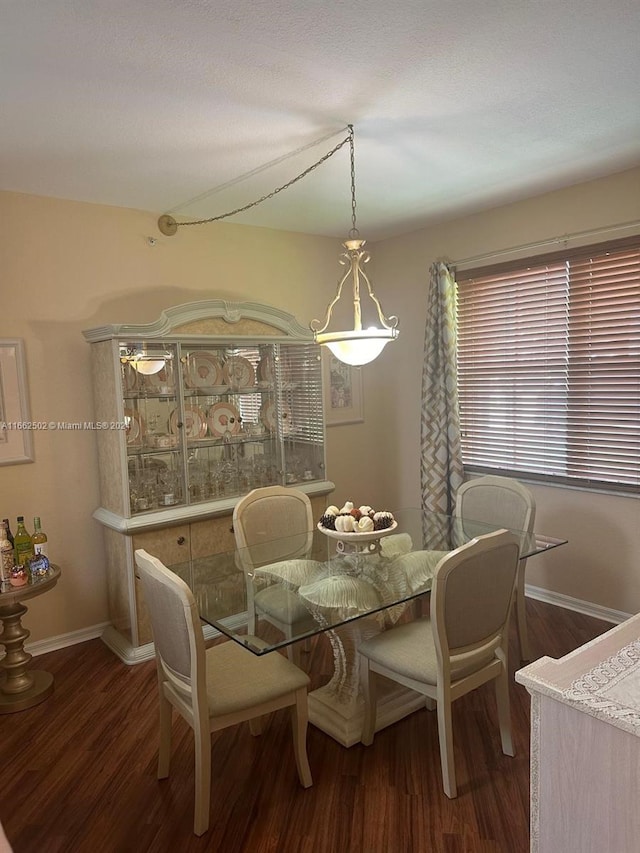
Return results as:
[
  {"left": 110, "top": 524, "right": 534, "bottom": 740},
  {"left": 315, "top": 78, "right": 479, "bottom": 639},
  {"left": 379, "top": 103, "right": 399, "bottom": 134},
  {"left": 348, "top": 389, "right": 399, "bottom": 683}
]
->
[
  {"left": 320, "top": 512, "right": 337, "bottom": 530},
  {"left": 373, "top": 511, "right": 394, "bottom": 531}
]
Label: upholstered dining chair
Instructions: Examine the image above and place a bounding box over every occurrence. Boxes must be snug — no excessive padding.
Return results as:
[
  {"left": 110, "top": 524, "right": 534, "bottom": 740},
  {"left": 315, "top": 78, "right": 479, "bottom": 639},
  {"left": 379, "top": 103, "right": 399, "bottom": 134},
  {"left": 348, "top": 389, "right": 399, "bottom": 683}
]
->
[
  {"left": 134, "top": 549, "right": 312, "bottom": 837},
  {"left": 454, "top": 475, "right": 536, "bottom": 662},
  {"left": 359, "top": 530, "right": 520, "bottom": 798},
  {"left": 233, "top": 486, "right": 322, "bottom": 664}
]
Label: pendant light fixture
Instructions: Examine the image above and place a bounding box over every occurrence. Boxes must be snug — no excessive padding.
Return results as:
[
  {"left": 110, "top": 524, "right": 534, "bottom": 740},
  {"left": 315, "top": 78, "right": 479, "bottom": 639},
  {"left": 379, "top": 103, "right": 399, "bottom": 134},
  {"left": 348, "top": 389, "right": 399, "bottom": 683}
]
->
[
  {"left": 156, "top": 124, "right": 398, "bottom": 366},
  {"left": 310, "top": 125, "right": 398, "bottom": 366}
]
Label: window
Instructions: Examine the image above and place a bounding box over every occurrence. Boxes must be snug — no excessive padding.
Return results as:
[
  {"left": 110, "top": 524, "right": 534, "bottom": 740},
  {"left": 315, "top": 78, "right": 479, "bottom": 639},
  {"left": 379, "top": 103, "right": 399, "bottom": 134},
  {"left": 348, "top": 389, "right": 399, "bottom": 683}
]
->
[{"left": 456, "top": 236, "right": 640, "bottom": 494}]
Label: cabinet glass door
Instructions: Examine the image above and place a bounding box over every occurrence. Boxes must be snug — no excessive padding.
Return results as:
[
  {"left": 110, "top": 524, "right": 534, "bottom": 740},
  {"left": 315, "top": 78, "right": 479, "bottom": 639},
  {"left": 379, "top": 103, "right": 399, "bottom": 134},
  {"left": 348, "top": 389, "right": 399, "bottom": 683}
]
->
[
  {"left": 181, "top": 343, "right": 283, "bottom": 501},
  {"left": 119, "top": 342, "right": 186, "bottom": 514},
  {"left": 278, "top": 343, "right": 325, "bottom": 486}
]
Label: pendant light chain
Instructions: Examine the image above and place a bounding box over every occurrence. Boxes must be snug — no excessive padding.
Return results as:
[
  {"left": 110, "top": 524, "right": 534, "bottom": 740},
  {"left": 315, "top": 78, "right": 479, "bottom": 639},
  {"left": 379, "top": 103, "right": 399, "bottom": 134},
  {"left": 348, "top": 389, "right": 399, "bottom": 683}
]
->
[
  {"left": 348, "top": 124, "right": 359, "bottom": 239},
  {"left": 164, "top": 128, "right": 352, "bottom": 230}
]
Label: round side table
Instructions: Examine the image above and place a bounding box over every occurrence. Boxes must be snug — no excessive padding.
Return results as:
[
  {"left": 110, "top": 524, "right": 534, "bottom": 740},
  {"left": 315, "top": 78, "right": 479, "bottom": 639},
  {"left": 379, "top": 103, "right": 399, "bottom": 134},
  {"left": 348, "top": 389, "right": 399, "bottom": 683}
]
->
[{"left": 0, "top": 565, "right": 61, "bottom": 713}]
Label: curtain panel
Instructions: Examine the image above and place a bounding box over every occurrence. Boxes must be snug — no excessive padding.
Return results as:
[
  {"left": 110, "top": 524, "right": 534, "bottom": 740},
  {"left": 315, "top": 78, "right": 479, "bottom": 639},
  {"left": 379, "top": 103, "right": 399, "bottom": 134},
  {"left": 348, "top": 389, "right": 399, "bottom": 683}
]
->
[{"left": 420, "top": 262, "right": 463, "bottom": 529}]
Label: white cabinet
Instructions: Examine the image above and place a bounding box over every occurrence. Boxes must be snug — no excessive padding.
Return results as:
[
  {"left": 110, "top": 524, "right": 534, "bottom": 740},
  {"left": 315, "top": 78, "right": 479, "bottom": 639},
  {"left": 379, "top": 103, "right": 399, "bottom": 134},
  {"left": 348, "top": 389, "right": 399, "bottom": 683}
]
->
[
  {"left": 84, "top": 300, "right": 334, "bottom": 661},
  {"left": 516, "top": 614, "right": 640, "bottom": 852}
]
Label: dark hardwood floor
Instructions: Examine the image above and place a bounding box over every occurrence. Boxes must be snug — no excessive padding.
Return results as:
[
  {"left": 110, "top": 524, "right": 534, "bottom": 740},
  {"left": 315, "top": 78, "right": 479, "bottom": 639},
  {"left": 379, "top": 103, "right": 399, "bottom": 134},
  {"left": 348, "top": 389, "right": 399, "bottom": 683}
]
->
[{"left": 0, "top": 600, "right": 613, "bottom": 853}]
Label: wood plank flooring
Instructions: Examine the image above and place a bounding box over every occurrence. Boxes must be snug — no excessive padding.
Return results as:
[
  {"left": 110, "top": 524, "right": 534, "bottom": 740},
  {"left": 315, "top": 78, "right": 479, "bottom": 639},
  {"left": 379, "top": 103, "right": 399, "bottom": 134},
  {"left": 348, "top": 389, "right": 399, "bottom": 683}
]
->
[{"left": 0, "top": 600, "right": 613, "bottom": 853}]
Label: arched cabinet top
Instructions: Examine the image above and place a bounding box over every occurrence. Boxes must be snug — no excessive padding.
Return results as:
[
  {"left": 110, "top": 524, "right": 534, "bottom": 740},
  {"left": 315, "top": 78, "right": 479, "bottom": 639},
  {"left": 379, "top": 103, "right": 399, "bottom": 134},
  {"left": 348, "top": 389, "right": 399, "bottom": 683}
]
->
[{"left": 83, "top": 299, "right": 312, "bottom": 343}]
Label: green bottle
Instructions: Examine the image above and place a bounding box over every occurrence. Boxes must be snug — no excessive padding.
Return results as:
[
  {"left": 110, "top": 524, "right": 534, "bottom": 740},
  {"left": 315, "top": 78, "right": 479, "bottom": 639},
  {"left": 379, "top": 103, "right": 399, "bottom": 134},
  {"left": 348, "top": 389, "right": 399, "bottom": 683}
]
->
[{"left": 14, "top": 516, "right": 34, "bottom": 567}]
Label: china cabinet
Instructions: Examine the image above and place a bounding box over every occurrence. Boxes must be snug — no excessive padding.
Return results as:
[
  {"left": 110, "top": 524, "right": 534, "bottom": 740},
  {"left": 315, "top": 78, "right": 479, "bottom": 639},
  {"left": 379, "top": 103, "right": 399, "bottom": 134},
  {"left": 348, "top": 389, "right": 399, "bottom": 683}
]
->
[{"left": 84, "top": 300, "right": 334, "bottom": 662}]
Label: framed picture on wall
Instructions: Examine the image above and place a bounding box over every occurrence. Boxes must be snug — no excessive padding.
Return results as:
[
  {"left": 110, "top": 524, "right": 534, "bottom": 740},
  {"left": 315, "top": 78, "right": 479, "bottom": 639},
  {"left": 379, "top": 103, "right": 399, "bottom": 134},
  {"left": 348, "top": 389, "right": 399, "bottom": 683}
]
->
[
  {"left": 322, "top": 350, "right": 364, "bottom": 426},
  {"left": 0, "top": 339, "right": 34, "bottom": 465}
]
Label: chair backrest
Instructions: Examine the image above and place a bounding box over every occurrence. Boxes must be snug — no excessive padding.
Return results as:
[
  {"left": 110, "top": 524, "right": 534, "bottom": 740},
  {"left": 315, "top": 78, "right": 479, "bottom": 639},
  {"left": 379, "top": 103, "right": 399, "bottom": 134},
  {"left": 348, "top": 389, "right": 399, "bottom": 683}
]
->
[
  {"left": 134, "top": 549, "right": 205, "bottom": 699},
  {"left": 430, "top": 530, "right": 520, "bottom": 676},
  {"left": 233, "top": 486, "right": 314, "bottom": 571},
  {"left": 454, "top": 475, "right": 536, "bottom": 543}
]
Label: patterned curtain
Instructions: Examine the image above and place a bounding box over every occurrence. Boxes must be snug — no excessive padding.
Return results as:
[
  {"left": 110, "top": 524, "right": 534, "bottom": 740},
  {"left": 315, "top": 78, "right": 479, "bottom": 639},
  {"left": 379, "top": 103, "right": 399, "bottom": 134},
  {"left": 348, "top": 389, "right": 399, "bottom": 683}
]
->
[{"left": 420, "top": 262, "right": 463, "bottom": 543}]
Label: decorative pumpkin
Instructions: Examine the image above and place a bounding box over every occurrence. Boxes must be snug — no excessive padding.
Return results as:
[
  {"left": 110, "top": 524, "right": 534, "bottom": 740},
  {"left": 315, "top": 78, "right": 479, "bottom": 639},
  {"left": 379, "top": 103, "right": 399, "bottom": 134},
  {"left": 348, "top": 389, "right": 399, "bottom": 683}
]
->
[
  {"left": 335, "top": 514, "right": 356, "bottom": 533},
  {"left": 357, "top": 516, "right": 374, "bottom": 532}
]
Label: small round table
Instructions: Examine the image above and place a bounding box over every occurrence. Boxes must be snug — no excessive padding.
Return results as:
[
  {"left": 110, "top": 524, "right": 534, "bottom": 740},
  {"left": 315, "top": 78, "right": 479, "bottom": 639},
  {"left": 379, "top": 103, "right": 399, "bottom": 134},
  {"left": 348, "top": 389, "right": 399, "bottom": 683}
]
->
[{"left": 0, "top": 565, "right": 61, "bottom": 713}]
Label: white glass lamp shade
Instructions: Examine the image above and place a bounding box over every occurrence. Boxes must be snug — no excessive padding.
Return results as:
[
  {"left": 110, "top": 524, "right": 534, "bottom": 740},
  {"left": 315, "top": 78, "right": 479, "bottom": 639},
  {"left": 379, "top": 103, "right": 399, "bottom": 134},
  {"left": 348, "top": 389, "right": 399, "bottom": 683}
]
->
[
  {"left": 131, "top": 357, "right": 166, "bottom": 375},
  {"left": 317, "top": 328, "right": 397, "bottom": 366}
]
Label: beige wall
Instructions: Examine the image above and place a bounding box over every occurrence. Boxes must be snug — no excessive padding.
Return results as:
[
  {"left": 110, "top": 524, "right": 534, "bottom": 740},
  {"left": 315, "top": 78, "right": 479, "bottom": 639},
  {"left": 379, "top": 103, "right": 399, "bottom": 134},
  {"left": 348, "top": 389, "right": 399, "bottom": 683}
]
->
[
  {"left": 2, "top": 166, "right": 639, "bottom": 644},
  {"left": 369, "top": 166, "right": 640, "bottom": 614},
  {"left": 0, "top": 191, "right": 375, "bottom": 642}
]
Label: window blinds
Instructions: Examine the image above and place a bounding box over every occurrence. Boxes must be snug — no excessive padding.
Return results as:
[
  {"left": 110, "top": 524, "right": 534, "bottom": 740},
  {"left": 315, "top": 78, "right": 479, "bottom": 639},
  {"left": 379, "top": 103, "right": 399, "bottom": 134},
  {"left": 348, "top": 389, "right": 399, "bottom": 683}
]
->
[{"left": 456, "top": 236, "right": 640, "bottom": 493}]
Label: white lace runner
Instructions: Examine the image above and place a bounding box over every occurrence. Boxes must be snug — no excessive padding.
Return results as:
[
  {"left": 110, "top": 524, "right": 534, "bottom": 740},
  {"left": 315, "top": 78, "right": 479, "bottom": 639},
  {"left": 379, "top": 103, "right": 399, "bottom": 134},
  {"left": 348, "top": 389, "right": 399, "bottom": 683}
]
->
[{"left": 562, "top": 640, "right": 640, "bottom": 729}]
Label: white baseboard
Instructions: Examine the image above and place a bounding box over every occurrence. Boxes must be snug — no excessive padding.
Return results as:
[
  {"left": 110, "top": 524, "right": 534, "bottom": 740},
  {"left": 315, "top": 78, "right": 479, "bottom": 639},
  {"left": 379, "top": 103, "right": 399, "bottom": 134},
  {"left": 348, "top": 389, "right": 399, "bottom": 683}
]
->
[
  {"left": 100, "top": 625, "right": 156, "bottom": 665},
  {"left": 22, "top": 592, "right": 633, "bottom": 663},
  {"left": 525, "top": 583, "right": 632, "bottom": 625},
  {"left": 25, "top": 622, "right": 111, "bottom": 657}
]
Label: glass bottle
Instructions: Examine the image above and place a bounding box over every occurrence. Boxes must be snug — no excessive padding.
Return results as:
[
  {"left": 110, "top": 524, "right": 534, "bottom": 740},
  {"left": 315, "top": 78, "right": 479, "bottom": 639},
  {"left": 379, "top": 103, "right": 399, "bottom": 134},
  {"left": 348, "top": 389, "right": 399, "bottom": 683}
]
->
[
  {"left": 2, "top": 518, "right": 14, "bottom": 550},
  {"left": 31, "top": 516, "right": 49, "bottom": 558},
  {"left": 14, "top": 516, "right": 34, "bottom": 567},
  {"left": 0, "top": 521, "right": 14, "bottom": 584}
]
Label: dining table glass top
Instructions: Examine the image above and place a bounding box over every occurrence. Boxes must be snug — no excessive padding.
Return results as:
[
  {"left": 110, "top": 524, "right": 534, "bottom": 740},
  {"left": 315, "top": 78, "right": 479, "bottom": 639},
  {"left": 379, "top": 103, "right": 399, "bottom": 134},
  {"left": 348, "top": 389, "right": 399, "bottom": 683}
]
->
[{"left": 167, "top": 508, "right": 567, "bottom": 656}]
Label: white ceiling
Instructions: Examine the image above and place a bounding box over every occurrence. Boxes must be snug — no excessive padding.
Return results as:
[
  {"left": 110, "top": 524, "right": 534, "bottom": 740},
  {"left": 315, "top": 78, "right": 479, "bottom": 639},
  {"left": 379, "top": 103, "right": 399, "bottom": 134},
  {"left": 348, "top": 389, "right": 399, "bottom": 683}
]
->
[{"left": 2, "top": 0, "right": 640, "bottom": 240}]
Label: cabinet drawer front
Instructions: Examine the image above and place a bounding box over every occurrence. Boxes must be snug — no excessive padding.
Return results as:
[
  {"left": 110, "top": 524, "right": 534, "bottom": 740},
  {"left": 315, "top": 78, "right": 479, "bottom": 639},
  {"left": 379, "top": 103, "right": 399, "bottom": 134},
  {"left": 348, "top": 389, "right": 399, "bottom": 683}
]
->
[
  {"left": 190, "top": 515, "right": 235, "bottom": 559},
  {"left": 132, "top": 524, "right": 191, "bottom": 565}
]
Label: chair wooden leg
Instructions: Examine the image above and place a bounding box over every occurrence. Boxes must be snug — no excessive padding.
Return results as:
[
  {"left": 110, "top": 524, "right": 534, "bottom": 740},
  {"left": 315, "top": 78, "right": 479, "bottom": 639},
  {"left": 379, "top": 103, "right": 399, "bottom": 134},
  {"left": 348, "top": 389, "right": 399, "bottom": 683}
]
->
[
  {"left": 291, "top": 688, "right": 312, "bottom": 788},
  {"left": 495, "top": 666, "right": 514, "bottom": 757},
  {"left": 157, "top": 689, "right": 172, "bottom": 779},
  {"left": 515, "top": 561, "right": 531, "bottom": 662},
  {"left": 193, "top": 719, "right": 212, "bottom": 836},
  {"left": 436, "top": 687, "right": 457, "bottom": 798},
  {"left": 360, "top": 659, "right": 377, "bottom": 746}
]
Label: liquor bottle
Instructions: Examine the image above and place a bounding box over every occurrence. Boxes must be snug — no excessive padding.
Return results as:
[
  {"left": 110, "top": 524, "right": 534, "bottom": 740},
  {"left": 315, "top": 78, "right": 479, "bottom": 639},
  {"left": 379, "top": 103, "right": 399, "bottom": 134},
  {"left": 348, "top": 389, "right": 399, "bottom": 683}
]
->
[
  {"left": 0, "top": 521, "right": 14, "bottom": 583},
  {"left": 2, "top": 518, "right": 14, "bottom": 550},
  {"left": 14, "top": 516, "right": 34, "bottom": 567},
  {"left": 31, "top": 516, "right": 49, "bottom": 558}
]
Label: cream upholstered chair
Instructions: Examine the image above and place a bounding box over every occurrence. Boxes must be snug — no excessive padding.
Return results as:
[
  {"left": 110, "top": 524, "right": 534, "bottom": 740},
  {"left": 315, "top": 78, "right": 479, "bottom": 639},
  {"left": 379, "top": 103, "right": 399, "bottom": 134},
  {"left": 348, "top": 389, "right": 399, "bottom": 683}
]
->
[
  {"left": 134, "top": 549, "right": 312, "bottom": 837},
  {"left": 454, "top": 475, "right": 536, "bottom": 662},
  {"left": 233, "top": 486, "right": 320, "bottom": 664},
  {"left": 360, "top": 530, "right": 520, "bottom": 798}
]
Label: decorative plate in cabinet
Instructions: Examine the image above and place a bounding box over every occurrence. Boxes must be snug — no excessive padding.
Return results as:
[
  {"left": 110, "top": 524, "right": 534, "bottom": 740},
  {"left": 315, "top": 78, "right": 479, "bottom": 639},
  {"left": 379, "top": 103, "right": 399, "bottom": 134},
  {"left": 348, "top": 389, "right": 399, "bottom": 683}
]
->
[
  {"left": 260, "top": 400, "right": 292, "bottom": 435},
  {"left": 222, "top": 356, "right": 255, "bottom": 390},
  {"left": 184, "top": 352, "right": 222, "bottom": 389},
  {"left": 169, "top": 405, "right": 208, "bottom": 440},
  {"left": 207, "top": 402, "right": 242, "bottom": 438},
  {"left": 124, "top": 409, "right": 145, "bottom": 446}
]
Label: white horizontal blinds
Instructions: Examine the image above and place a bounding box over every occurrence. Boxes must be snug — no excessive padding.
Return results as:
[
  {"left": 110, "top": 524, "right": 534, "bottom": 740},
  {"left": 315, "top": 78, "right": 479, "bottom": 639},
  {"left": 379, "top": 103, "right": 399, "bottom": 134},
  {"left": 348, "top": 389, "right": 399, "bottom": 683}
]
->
[
  {"left": 457, "top": 261, "right": 570, "bottom": 477},
  {"left": 566, "top": 246, "right": 640, "bottom": 487},
  {"left": 456, "top": 236, "right": 640, "bottom": 493},
  {"left": 278, "top": 343, "right": 324, "bottom": 443}
]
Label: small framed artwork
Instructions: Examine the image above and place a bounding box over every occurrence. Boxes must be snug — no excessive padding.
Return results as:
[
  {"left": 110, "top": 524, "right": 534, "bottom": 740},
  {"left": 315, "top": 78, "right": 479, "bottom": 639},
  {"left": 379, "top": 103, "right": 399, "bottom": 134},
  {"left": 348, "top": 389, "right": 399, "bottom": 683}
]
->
[
  {"left": 0, "top": 339, "right": 34, "bottom": 465},
  {"left": 322, "top": 351, "right": 364, "bottom": 426}
]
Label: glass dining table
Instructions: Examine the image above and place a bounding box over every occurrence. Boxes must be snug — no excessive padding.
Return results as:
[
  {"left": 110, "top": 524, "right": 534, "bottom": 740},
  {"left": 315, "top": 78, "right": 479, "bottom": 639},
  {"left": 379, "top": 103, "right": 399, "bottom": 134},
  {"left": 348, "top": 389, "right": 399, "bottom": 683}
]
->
[{"left": 168, "top": 508, "right": 567, "bottom": 747}]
